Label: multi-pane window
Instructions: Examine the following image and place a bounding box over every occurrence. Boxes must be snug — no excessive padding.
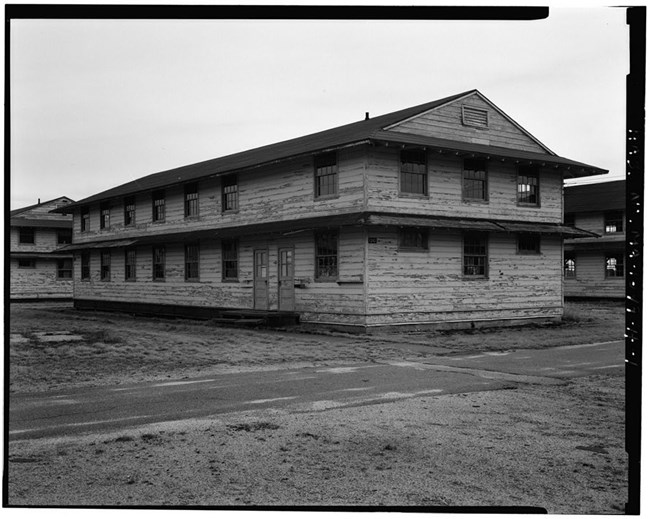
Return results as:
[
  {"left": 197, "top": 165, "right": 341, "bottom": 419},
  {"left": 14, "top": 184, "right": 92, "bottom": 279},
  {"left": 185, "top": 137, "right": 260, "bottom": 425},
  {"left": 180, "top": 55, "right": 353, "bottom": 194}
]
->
[
  {"left": 604, "top": 212, "right": 624, "bottom": 234},
  {"left": 315, "top": 231, "right": 338, "bottom": 281},
  {"left": 564, "top": 254, "right": 576, "bottom": 278},
  {"left": 222, "top": 175, "right": 238, "bottom": 212},
  {"left": 463, "top": 233, "right": 488, "bottom": 277},
  {"left": 399, "top": 228, "right": 429, "bottom": 250},
  {"left": 100, "top": 250, "right": 111, "bottom": 281},
  {"left": 517, "top": 234, "right": 540, "bottom": 254},
  {"left": 152, "top": 190, "right": 166, "bottom": 223},
  {"left": 57, "top": 230, "right": 72, "bottom": 244},
  {"left": 314, "top": 152, "right": 338, "bottom": 198},
  {"left": 124, "top": 196, "right": 136, "bottom": 226},
  {"left": 19, "top": 227, "right": 35, "bottom": 244},
  {"left": 185, "top": 183, "right": 199, "bottom": 218},
  {"left": 400, "top": 149, "right": 428, "bottom": 196},
  {"left": 18, "top": 259, "right": 35, "bottom": 269},
  {"left": 463, "top": 159, "right": 488, "bottom": 201},
  {"left": 57, "top": 259, "right": 73, "bottom": 279},
  {"left": 517, "top": 166, "right": 540, "bottom": 205},
  {"left": 605, "top": 254, "right": 624, "bottom": 278},
  {"left": 153, "top": 246, "right": 166, "bottom": 280},
  {"left": 81, "top": 252, "right": 90, "bottom": 280},
  {"left": 185, "top": 243, "right": 200, "bottom": 281},
  {"left": 125, "top": 248, "right": 137, "bottom": 281},
  {"left": 81, "top": 207, "right": 90, "bottom": 232},
  {"left": 222, "top": 240, "right": 238, "bottom": 280},
  {"left": 100, "top": 203, "right": 111, "bottom": 229}
]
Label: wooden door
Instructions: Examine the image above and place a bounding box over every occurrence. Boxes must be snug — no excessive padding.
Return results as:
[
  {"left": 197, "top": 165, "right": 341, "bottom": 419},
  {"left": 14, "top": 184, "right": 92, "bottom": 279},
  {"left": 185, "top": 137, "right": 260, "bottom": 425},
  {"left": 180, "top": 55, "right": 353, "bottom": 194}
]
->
[
  {"left": 254, "top": 249, "right": 269, "bottom": 310},
  {"left": 278, "top": 247, "right": 295, "bottom": 311}
]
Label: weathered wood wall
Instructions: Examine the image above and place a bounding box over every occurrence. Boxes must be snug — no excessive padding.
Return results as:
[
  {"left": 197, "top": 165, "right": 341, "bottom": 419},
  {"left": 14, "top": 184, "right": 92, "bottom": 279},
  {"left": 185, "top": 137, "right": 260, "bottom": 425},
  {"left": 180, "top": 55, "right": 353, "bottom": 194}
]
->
[
  {"left": 564, "top": 251, "right": 625, "bottom": 298},
  {"left": 10, "top": 259, "right": 73, "bottom": 299}
]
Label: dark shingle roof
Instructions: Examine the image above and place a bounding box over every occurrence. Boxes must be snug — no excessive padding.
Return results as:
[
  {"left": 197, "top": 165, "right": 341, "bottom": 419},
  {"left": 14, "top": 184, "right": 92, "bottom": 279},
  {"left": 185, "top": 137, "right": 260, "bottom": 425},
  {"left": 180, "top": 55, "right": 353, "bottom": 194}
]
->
[{"left": 564, "top": 180, "right": 625, "bottom": 213}]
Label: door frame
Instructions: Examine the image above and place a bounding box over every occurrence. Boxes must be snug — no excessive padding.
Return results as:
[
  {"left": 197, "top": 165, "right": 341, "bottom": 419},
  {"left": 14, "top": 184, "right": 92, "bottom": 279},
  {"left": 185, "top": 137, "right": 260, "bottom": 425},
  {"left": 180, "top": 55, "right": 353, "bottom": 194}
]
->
[
  {"left": 277, "top": 246, "right": 295, "bottom": 312},
  {"left": 253, "top": 248, "right": 269, "bottom": 310}
]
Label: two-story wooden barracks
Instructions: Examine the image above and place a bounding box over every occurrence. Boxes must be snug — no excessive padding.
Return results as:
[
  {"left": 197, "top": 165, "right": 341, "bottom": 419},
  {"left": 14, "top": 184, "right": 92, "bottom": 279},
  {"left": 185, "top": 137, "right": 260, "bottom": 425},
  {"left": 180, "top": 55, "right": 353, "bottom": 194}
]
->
[{"left": 56, "top": 90, "right": 605, "bottom": 330}]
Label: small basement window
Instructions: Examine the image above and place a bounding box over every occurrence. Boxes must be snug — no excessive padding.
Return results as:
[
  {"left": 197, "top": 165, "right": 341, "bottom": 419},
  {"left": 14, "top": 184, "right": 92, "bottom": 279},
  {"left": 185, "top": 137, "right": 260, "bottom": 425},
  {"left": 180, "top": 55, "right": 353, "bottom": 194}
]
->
[{"left": 461, "top": 105, "right": 489, "bottom": 128}]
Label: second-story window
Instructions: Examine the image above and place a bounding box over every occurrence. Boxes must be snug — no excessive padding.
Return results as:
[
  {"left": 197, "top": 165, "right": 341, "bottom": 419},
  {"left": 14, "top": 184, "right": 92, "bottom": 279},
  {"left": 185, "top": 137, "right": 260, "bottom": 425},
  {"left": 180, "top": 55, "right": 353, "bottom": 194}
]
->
[
  {"left": 604, "top": 211, "right": 624, "bottom": 234},
  {"left": 222, "top": 175, "right": 238, "bottom": 212},
  {"left": 153, "top": 246, "right": 166, "bottom": 280},
  {"left": 152, "top": 190, "right": 166, "bottom": 223},
  {"left": 314, "top": 152, "right": 338, "bottom": 198},
  {"left": 19, "top": 227, "right": 35, "bottom": 244},
  {"left": 185, "top": 183, "right": 199, "bottom": 218},
  {"left": 517, "top": 166, "right": 540, "bottom": 206},
  {"left": 565, "top": 213, "right": 576, "bottom": 227},
  {"left": 81, "top": 207, "right": 90, "bottom": 232},
  {"left": 57, "top": 230, "right": 72, "bottom": 244},
  {"left": 100, "top": 203, "right": 111, "bottom": 229},
  {"left": 124, "top": 196, "right": 136, "bottom": 226},
  {"left": 463, "top": 159, "right": 488, "bottom": 201},
  {"left": 400, "top": 149, "right": 428, "bottom": 196}
]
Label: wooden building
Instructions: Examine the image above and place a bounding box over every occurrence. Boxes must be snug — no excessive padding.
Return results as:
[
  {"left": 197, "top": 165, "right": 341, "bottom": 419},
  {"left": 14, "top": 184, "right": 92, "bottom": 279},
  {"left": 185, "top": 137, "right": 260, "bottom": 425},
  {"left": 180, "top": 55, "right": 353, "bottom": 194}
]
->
[
  {"left": 563, "top": 180, "right": 625, "bottom": 299},
  {"left": 55, "top": 90, "right": 605, "bottom": 329},
  {"left": 10, "top": 196, "right": 75, "bottom": 300}
]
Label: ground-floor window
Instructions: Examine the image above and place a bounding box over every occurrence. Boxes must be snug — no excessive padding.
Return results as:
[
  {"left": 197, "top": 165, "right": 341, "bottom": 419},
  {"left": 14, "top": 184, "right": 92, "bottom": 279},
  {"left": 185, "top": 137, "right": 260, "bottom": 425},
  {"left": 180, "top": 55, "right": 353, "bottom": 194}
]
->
[
  {"left": 57, "top": 259, "right": 73, "bottom": 279},
  {"left": 100, "top": 250, "right": 111, "bottom": 281},
  {"left": 18, "top": 259, "right": 36, "bottom": 269},
  {"left": 125, "top": 248, "right": 137, "bottom": 281},
  {"left": 315, "top": 230, "right": 338, "bottom": 280},
  {"left": 605, "top": 253, "right": 624, "bottom": 278},
  {"left": 399, "top": 228, "right": 429, "bottom": 251},
  {"left": 517, "top": 234, "right": 541, "bottom": 254},
  {"left": 81, "top": 252, "right": 90, "bottom": 280},
  {"left": 153, "top": 246, "right": 166, "bottom": 281},
  {"left": 222, "top": 240, "right": 238, "bottom": 280},
  {"left": 185, "top": 243, "right": 200, "bottom": 281},
  {"left": 564, "top": 254, "right": 576, "bottom": 278},
  {"left": 463, "top": 233, "right": 488, "bottom": 277}
]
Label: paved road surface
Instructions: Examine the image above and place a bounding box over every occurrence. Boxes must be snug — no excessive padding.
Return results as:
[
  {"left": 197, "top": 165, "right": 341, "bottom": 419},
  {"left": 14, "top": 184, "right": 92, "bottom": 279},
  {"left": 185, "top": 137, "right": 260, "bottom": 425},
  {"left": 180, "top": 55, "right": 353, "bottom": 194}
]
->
[{"left": 9, "top": 340, "right": 623, "bottom": 441}]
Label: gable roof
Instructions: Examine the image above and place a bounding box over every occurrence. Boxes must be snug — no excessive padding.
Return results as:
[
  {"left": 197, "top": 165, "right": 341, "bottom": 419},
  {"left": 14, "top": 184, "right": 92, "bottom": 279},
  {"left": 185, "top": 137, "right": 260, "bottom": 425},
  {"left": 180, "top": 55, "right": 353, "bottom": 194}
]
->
[
  {"left": 11, "top": 196, "right": 75, "bottom": 217},
  {"left": 564, "top": 180, "right": 625, "bottom": 213},
  {"left": 58, "top": 90, "right": 607, "bottom": 211}
]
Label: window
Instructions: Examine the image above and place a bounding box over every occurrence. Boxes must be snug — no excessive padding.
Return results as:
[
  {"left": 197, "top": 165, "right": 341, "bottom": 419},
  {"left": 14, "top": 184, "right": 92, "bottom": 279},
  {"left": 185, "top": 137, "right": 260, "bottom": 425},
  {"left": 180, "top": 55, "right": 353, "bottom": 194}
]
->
[
  {"left": 565, "top": 213, "right": 575, "bottom": 227},
  {"left": 314, "top": 152, "right": 338, "bottom": 198},
  {"left": 604, "top": 212, "right": 624, "bottom": 234},
  {"left": 463, "top": 159, "right": 488, "bottom": 201},
  {"left": 315, "top": 231, "right": 338, "bottom": 281},
  {"left": 222, "top": 175, "right": 238, "bottom": 212},
  {"left": 57, "top": 230, "right": 72, "bottom": 244},
  {"left": 153, "top": 246, "right": 166, "bottom": 280},
  {"left": 81, "top": 252, "right": 90, "bottom": 280},
  {"left": 19, "top": 227, "right": 35, "bottom": 244},
  {"left": 400, "top": 149, "right": 428, "bottom": 196},
  {"left": 125, "top": 248, "right": 137, "bottom": 281},
  {"left": 463, "top": 233, "right": 488, "bottom": 277},
  {"left": 185, "top": 183, "right": 199, "bottom": 218},
  {"left": 222, "top": 240, "right": 238, "bottom": 280},
  {"left": 517, "top": 166, "right": 540, "bottom": 205},
  {"left": 100, "top": 203, "right": 111, "bottom": 229},
  {"left": 100, "top": 250, "right": 111, "bottom": 281},
  {"left": 81, "top": 207, "right": 90, "bottom": 232},
  {"left": 124, "top": 196, "right": 136, "bottom": 226},
  {"left": 57, "top": 259, "right": 73, "bottom": 279},
  {"left": 18, "top": 259, "right": 35, "bottom": 269},
  {"left": 605, "top": 254, "right": 624, "bottom": 278},
  {"left": 517, "top": 234, "right": 540, "bottom": 254},
  {"left": 461, "top": 105, "right": 489, "bottom": 128},
  {"left": 152, "top": 190, "right": 166, "bottom": 222},
  {"left": 185, "top": 243, "right": 200, "bottom": 281},
  {"left": 399, "top": 228, "right": 429, "bottom": 250},
  {"left": 564, "top": 254, "right": 576, "bottom": 278}
]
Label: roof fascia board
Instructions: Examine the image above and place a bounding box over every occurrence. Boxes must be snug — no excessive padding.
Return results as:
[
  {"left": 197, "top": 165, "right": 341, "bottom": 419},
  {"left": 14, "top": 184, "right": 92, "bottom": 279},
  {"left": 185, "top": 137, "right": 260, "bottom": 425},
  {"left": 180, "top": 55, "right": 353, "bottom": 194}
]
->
[{"left": 381, "top": 91, "right": 477, "bottom": 131}]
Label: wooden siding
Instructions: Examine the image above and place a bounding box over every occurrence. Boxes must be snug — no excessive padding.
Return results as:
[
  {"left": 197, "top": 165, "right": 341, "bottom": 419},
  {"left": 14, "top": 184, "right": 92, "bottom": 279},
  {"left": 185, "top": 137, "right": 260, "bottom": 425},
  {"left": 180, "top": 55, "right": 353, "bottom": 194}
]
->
[
  {"left": 72, "top": 146, "right": 366, "bottom": 244},
  {"left": 564, "top": 250, "right": 625, "bottom": 298},
  {"left": 366, "top": 146, "right": 562, "bottom": 222},
  {"left": 10, "top": 259, "right": 73, "bottom": 299},
  {"left": 365, "top": 229, "right": 563, "bottom": 326},
  {"left": 564, "top": 211, "right": 624, "bottom": 247},
  {"left": 11, "top": 227, "right": 69, "bottom": 254},
  {"left": 386, "top": 93, "right": 549, "bottom": 154}
]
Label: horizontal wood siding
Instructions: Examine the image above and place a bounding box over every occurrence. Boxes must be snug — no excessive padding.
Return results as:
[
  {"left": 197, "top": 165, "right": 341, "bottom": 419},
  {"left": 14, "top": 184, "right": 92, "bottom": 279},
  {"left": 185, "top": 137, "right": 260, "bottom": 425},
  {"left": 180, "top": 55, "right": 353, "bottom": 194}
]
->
[
  {"left": 366, "top": 146, "right": 562, "bottom": 222},
  {"left": 564, "top": 250, "right": 625, "bottom": 298},
  {"left": 365, "top": 229, "right": 562, "bottom": 325},
  {"left": 72, "top": 147, "right": 366, "bottom": 244},
  {"left": 387, "top": 93, "right": 548, "bottom": 154},
  {"left": 10, "top": 259, "right": 73, "bottom": 299},
  {"left": 11, "top": 227, "right": 67, "bottom": 253}
]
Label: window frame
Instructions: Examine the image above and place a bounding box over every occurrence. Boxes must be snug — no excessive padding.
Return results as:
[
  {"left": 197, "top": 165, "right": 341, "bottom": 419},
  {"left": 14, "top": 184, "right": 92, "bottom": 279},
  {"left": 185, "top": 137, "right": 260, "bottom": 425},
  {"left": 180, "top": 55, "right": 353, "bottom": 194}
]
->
[
  {"left": 564, "top": 254, "right": 576, "bottom": 278},
  {"left": 152, "top": 190, "right": 166, "bottom": 223},
  {"left": 81, "top": 206, "right": 90, "bottom": 232},
  {"left": 81, "top": 252, "right": 91, "bottom": 280},
  {"left": 152, "top": 246, "right": 166, "bottom": 281},
  {"left": 462, "top": 158, "right": 488, "bottom": 202},
  {"left": 462, "top": 233, "right": 489, "bottom": 278},
  {"left": 605, "top": 253, "right": 624, "bottom": 278},
  {"left": 399, "top": 227, "right": 429, "bottom": 251},
  {"left": 184, "top": 183, "right": 200, "bottom": 218},
  {"left": 314, "top": 152, "right": 339, "bottom": 199},
  {"left": 604, "top": 211, "right": 624, "bottom": 234},
  {"left": 100, "top": 202, "right": 111, "bottom": 230},
  {"left": 399, "top": 149, "right": 428, "bottom": 197},
  {"left": 57, "top": 229, "right": 72, "bottom": 245},
  {"left": 222, "top": 174, "right": 239, "bottom": 212},
  {"left": 17, "top": 259, "right": 36, "bottom": 269},
  {"left": 517, "top": 166, "right": 540, "bottom": 206},
  {"left": 18, "top": 227, "right": 35, "bottom": 244},
  {"left": 124, "top": 196, "right": 136, "bottom": 227},
  {"left": 185, "top": 242, "right": 200, "bottom": 281},
  {"left": 221, "top": 239, "right": 239, "bottom": 281},
  {"left": 57, "top": 258, "right": 73, "bottom": 279},
  {"left": 125, "top": 247, "right": 137, "bottom": 281},
  {"left": 315, "top": 230, "right": 339, "bottom": 282},
  {"left": 100, "top": 250, "right": 111, "bottom": 281},
  {"left": 516, "top": 234, "right": 541, "bottom": 255}
]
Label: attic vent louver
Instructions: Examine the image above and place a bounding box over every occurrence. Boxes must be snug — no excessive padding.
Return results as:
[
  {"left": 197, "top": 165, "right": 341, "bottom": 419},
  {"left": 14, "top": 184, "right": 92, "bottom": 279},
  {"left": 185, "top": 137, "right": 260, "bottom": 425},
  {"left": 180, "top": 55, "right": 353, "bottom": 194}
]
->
[{"left": 461, "top": 105, "right": 489, "bottom": 128}]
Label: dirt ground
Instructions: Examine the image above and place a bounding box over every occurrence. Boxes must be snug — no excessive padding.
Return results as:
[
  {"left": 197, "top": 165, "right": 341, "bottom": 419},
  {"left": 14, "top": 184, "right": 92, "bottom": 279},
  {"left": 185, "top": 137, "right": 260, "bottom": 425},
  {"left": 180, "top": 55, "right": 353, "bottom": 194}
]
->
[{"left": 6, "top": 301, "right": 628, "bottom": 512}]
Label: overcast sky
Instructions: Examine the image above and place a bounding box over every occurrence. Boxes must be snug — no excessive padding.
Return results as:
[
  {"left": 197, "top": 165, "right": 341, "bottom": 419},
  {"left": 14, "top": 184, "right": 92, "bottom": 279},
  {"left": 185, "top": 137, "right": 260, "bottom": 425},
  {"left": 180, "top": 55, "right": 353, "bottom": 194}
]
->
[{"left": 9, "top": 6, "right": 629, "bottom": 210}]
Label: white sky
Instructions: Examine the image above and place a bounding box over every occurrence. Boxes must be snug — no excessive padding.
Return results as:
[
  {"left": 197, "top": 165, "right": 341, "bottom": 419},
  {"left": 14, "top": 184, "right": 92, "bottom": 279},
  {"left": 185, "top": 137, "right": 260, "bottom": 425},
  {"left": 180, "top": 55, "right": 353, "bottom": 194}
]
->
[{"left": 9, "top": 6, "right": 630, "bottom": 210}]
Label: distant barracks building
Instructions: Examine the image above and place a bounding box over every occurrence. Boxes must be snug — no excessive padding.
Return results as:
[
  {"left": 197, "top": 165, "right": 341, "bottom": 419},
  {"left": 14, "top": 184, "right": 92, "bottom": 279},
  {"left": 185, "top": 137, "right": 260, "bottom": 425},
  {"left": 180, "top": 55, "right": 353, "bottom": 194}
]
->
[{"left": 55, "top": 90, "right": 605, "bottom": 329}]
